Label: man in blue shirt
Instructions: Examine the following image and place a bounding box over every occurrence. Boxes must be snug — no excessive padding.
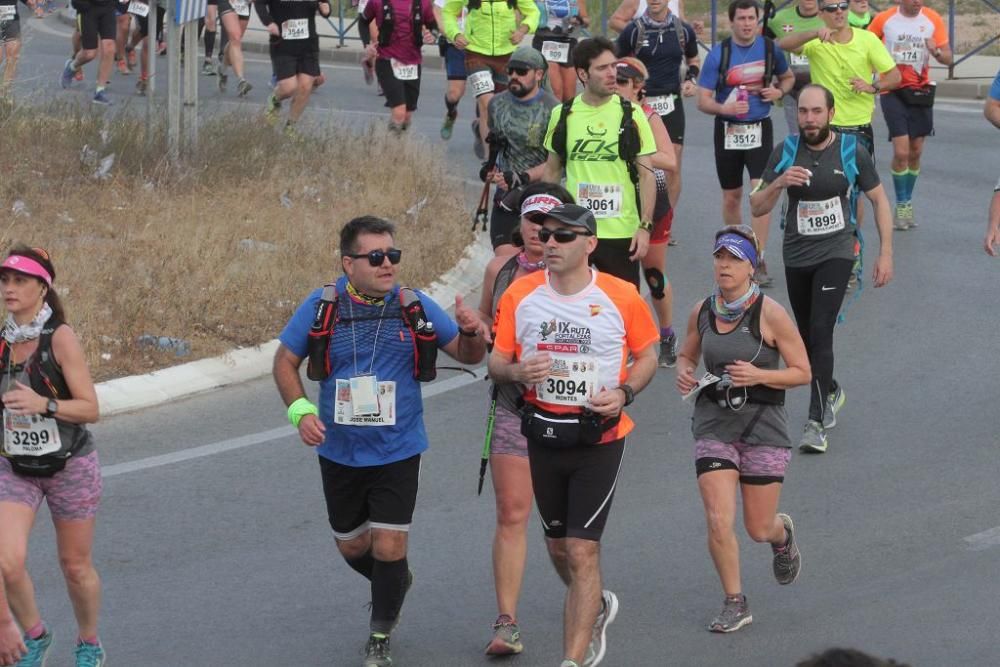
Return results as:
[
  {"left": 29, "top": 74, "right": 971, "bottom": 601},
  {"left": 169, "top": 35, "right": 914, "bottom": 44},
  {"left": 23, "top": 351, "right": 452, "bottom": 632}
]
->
[
  {"left": 273, "top": 215, "right": 486, "bottom": 666},
  {"left": 697, "top": 0, "right": 794, "bottom": 287}
]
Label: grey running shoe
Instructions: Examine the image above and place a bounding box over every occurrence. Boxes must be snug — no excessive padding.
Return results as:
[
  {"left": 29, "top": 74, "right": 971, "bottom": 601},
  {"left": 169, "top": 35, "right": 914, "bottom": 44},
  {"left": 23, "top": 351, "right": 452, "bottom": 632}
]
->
[
  {"left": 903, "top": 202, "right": 917, "bottom": 228},
  {"left": 60, "top": 58, "right": 76, "bottom": 89},
  {"left": 237, "top": 78, "right": 252, "bottom": 97},
  {"left": 135, "top": 78, "right": 148, "bottom": 96},
  {"left": 218, "top": 71, "right": 228, "bottom": 92},
  {"left": 658, "top": 333, "right": 678, "bottom": 368},
  {"left": 772, "top": 513, "right": 801, "bottom": 585},
  {"left": 709, "top": 595, "right": 752, "bottom": 633},
  {"left": 798, "top": 420, "right": 828, "bottom": 453},
  {"left": 484, "top": 614, "right": 523, "bottom": 655},
  {"left": 755, "top": 259, "right": 773, "bottom": 288},
  {"left": 363, "top": 633, "right": 392, "bottom": 667},
  {"left": 823, "top": 384, "right": 846, "bottom": 429},
  {"left": 583, "top": 589, "right": 618, "bottom": 667},
  {"left": 893, "top": 202, "right": 910, "bottom": 230},
  {"left": 201, "top": 59, "right": 216, "bottom": 76}
]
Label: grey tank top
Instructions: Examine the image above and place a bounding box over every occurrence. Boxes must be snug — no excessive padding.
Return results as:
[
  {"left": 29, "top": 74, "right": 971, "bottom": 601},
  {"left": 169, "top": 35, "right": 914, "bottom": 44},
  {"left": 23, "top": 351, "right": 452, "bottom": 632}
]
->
[
  {"left": 692, "top": 298, "right": 791, "bottom": 448},
  {"left": 491, "top": 256, "right": 531, "bottom": 414}
]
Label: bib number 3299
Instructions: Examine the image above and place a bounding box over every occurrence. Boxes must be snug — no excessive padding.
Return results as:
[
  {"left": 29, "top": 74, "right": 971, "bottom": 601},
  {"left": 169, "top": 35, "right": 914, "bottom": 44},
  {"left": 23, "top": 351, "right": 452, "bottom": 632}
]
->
[{"left": 2, "top": 411, "right": 62, "bottom": 457}]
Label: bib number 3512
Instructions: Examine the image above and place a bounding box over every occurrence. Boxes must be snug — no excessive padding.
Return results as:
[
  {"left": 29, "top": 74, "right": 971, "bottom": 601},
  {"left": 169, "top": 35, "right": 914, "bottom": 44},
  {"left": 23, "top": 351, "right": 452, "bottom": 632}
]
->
[{"left": 724, "top": 121, "right": 762, "bottom": 150}]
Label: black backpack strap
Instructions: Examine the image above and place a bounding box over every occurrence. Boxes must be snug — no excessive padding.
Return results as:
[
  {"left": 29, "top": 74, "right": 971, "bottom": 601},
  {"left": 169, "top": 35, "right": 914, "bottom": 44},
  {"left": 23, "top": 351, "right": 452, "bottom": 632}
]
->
[
  {"left": 748, "top": 294, "right": 764, "bottom": 341},
  {"left": 378, "top": 0, "right": 393, "bottom": 47},
  {"left": 618, "top": 97, "right": 642, "bottom": 219},
  {"left": 306, "top": 284, "right": 339, "bottom": 381},
  {"left": 715, "top": 37, "right": 731, "bottom": 95},
  {"left": 697, "top": 297, "right": 713, "bottom": 336},
  {"left": 763, "top": 36, "right": 775, "bottom": 86},
  {"left": 551, "top": 98, "right": 575, "bottom": 164},
  {"left": 412, "top": 0, "right": 423, "bottom": 48}
]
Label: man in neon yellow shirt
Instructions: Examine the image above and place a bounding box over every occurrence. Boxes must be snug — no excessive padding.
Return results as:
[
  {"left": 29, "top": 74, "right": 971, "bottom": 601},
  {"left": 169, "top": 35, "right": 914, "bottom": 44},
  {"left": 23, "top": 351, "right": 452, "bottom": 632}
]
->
[{"left": 542, "top": 37, "right": 657, "bottom": 288}]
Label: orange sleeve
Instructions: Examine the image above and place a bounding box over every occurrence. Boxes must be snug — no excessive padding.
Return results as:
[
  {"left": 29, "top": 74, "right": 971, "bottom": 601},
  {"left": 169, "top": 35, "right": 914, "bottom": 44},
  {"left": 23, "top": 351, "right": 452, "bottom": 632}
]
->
[
  {"left": 626, "top": 290, "right": 660, "bottom": 353},
  {"left": 867, "top": 10, "right": 888, "bottom": 39},
  {"left": 492, "top": 289, "right": 519, "bottom": 355},
  {"left": 930, "top": 11, "right": 948, "bottom": 46}
]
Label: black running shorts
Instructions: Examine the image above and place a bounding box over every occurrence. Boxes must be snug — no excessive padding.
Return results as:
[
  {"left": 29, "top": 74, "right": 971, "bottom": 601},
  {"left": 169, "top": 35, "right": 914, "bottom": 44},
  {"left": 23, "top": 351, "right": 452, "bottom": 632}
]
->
[
  {"left": 271, "top": 42, "right": 321, "bottom": 80},
  {"left": 590, "top": 237, "right": 640, "bottom": 288},
  {"left": 713, "top": 116, "right": 774, "bottom": 190},
  {"left": 528, "top": 437, "right": 626, "bottom": 541},
  {"left": 375, "top": 58, "right": 421, "bottom": 111},
  {"left": 660, "top": 99, "right": 686, "bottom": 145},
  {"left": 879, "top": 90, "right": 934, "bottom": 141},
  {"left": 74, "top": 1, "right": 116, "bottom": 50},
  {"left": 319, "top": 454, "right": 420, "bottom": 540}
]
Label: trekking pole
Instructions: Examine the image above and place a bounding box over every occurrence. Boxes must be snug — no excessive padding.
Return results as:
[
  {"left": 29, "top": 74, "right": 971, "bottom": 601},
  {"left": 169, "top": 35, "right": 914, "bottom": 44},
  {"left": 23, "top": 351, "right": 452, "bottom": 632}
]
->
[{"left": 477, "top": 384, "right": 499, "bottom": 496}]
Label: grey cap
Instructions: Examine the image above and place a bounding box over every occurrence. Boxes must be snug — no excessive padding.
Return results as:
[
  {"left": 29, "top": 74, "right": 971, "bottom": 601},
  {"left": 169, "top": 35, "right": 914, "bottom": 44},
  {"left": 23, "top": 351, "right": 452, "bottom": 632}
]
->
[
  {"left": 544, "top": 204, "right": 597, "bottom": 235},
  {"left": 508, "top": 46, "right": 548, "bottom": 71}
]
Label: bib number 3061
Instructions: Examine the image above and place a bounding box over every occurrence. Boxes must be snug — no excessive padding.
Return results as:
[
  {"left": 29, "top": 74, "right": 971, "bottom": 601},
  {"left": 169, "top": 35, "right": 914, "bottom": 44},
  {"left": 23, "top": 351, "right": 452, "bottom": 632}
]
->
[{"left": 577, "top": 183, "right": 621, "bottom": 218}]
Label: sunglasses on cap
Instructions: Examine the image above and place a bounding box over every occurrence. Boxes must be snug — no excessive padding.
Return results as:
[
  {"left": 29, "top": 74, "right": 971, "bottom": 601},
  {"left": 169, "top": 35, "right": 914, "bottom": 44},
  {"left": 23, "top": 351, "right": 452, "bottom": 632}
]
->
[
  {"left": 346, "top": 248, "right": 403, "bottom": 266},
  {"left": 507, "top": 66, "right": 531, "bottom": 76},
  {"left": 821, "top": 2, "right": 849, "bottom": 11},
  {"left": 538, "top": 228, "right": 593, "bottom": 243}
]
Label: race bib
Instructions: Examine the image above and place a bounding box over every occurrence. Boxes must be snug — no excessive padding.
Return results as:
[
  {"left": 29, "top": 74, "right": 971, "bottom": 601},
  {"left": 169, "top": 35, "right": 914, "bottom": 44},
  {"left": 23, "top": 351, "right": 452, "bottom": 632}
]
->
[
  {"left": 0, "top": 5, "right": 17, "bottom": 19},
  {"left": 541, "top": 40, "right": 570, "bottom": 64},
  {"left": 333, "top": 379, "right": 397, "bottom": 426},
  {"left": 577, "top": 183, "right": 621, "bottom": 218},
  {"left": 789, "top": 52, "right": 809, "bottom": 67},
  {"left": 724, "top": 121, "right": 762, "bottom": 150},
  {"left": 391, "top": 58, "right": 418, "bottom": 80},
  {"left": 282, "top": 18, "right": 309, "bottom": 39},
  {"left": 468, "top": 69, "right": 494, "bottom": 96},
  {"left": 127, "top": 0, "right": 149, "bottom": 17},
  {"left": 2, "top": 411, "right": 62, "bottom": 457},
  {"left": 796, "top": 196, "right": 846, "bottom": 236},
  {"left": 646, "top": 94, "right": 675, "bottom": 116},
  {"left": 891, "top": 40, "right": 923, "bottom": 66},
  {"left": 231, "top": 0, "right": 251, "bottom": 17},
  {"left": 535, "top": 355, "right": 599, "bottom": 407}
]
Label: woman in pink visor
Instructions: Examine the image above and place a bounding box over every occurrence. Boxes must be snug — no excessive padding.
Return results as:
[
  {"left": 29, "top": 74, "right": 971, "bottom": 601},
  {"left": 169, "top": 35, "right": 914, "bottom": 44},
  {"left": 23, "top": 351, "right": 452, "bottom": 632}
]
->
[{"left": 0, "top": 246, "right": 105, "bottom": 667}]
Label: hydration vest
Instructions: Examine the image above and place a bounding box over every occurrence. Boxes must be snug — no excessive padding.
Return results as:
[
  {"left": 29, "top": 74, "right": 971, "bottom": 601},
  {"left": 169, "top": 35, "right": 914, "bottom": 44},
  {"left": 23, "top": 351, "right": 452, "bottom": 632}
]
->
[
  {"left": 715, "top": 36, "right": 777, "bottom": 95},
  {"left": 378, "top": 0, "right": 426, "bottom": 49}
]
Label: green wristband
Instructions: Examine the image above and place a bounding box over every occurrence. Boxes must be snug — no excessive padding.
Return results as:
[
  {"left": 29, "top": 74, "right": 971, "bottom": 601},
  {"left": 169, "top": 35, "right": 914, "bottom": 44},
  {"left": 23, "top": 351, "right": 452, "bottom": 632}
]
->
[{"left": 287, "top": 397, "right": 319, "bottom": 428}]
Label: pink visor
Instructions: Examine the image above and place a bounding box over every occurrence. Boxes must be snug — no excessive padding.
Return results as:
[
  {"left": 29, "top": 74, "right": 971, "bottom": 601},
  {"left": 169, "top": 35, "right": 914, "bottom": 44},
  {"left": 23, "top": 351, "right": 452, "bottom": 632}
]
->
[
  {"left": 1, "top": 255, "right": 53, "bottom": 287},
  {"left": 521, "top": 194, "right": 563, "bottom": 221}
]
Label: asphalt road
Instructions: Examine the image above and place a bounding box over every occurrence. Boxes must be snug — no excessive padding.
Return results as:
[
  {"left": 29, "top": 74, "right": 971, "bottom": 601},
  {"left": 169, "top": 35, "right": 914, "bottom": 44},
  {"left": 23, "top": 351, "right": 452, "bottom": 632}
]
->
[{"left": 9, "top": 15, "right": 1000, "bottom": 667}]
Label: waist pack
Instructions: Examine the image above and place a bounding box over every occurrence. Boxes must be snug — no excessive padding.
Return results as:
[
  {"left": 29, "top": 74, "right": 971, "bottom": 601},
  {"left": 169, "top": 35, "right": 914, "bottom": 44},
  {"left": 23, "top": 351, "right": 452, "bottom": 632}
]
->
[
  {"left": 520, "top": 405, "right": 619, "bottom": 448},
  {"left": 7, "top": 453, "right": 69, "bottom": 478},
  {"left": 896, "top": 84, "right": 935, "bottom": 108}
]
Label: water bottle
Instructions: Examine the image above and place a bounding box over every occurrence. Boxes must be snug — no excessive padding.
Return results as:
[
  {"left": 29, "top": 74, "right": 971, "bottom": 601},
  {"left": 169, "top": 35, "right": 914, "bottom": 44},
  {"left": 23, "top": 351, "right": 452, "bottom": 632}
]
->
[{"left": 736, "top": 85, "right": 749, "bottom": 119}]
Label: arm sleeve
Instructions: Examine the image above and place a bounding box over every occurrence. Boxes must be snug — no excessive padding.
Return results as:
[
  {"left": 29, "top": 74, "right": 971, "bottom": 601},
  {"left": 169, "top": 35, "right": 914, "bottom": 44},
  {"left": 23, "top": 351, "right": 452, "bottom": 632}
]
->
[
  {"left": 867, "top": 33, "right": 897, "bottom": 74},
  {"left": 492, "top": 291, "right": 518, "bottom": 354},
  {"left": 632, "top": 106, "right": 656, "bottom": 157},
  {"left": 856, "top": 142, "right": 881, "bottom": 191},
  {"left": 516, "top": 0, "right": 540, "bottom": 32},
  {"left": 441, "top": 0, "right": 463, "bottom": 40},
  {"left": 254, "top": 0, "right": 274, "bottom": 25},
  {"left": 684, "top": 23, "right": 699, "bottom": 58},
  {"left": 698, "top": 47, "right": 720, "bottom": 90},
  {"left": 278, "top": 290, "right": 323, "bottom": 358},
  {"left": 416, "top": 292, "right": 460, "bottom": 347}
]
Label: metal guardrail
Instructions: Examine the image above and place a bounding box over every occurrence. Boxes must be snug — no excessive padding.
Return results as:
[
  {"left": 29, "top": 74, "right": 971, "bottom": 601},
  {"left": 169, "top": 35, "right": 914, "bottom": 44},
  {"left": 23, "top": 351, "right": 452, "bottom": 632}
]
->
[{"left": 949, "top": 0, "right": 1000, "bottom": 77}]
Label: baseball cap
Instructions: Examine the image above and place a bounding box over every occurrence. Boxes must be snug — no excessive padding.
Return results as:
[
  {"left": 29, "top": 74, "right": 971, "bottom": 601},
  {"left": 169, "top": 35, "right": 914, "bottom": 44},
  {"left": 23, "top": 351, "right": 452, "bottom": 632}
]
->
[
  {"left": 508, "top": 46, "right": 547, "bottom": 71},
  {"left": 543, "top": 204, "right": 597, "bottom": 235}
]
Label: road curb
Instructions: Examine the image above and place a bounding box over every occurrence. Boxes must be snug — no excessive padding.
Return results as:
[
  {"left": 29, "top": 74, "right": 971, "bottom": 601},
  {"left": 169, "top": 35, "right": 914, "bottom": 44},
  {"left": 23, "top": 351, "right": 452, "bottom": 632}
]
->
[{"left": 96, "top": 235, "right": 492, "bottom": 417}]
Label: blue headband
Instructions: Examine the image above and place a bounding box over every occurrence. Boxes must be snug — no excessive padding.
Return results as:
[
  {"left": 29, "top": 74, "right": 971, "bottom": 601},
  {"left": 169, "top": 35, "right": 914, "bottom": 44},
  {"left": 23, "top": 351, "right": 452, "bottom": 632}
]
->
[{"left": 713, "top": 232, "right": 758, "bottom": 268}]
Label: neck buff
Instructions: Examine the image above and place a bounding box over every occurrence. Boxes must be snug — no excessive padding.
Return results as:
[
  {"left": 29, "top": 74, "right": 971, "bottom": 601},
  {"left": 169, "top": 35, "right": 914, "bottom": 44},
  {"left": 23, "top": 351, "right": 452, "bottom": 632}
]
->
[
  {"left": 346, "top": 281, "right": 387, "bottom": 307},
  {"left": 3, "top": 303, "right": 53, "bottom": 344},
  {"left": 516, "top": 252, "right": 545, "bottom": 272},
  {"left": 711, "top": 282, "right": 760, "bottom": 323},
  {"left": 641, "top": 10, "right": 673, "bottom": 28}
]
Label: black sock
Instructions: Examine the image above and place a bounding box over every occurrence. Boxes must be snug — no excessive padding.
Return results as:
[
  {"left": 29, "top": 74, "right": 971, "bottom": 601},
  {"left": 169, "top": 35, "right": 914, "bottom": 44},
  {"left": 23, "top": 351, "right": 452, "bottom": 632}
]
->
[
  {"left": 445, "top": 96, "right": 458, "bottom": 117},
  {"left": 345, "top": 551, "right": 375, "bottom": 580},
  {"left": 204, "top": 30, "right": 215, "bottom": 60},
  {"left": 370, "top": 558, "right": 409, "bottom": 634}
]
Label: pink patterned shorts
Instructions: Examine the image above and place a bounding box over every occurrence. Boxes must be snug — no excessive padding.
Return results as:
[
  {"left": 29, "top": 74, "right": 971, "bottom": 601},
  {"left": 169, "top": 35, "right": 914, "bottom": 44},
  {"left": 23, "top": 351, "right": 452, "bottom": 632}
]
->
[{"left": 0, "top": 450, "right": 102, "bottom": 521}]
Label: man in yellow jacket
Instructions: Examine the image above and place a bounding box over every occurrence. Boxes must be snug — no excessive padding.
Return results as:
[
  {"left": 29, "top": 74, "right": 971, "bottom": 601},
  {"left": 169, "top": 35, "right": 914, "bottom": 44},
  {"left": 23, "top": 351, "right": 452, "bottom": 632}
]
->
[{"left": 442, "top": 0, "right": 540, "bottom": 153}]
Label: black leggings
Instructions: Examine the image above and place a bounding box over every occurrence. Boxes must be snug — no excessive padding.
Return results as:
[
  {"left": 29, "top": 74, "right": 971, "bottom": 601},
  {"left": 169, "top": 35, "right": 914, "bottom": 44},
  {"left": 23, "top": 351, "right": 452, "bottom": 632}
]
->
[{"left": 784, "top": 258, "right": 853, "bottom": 423}]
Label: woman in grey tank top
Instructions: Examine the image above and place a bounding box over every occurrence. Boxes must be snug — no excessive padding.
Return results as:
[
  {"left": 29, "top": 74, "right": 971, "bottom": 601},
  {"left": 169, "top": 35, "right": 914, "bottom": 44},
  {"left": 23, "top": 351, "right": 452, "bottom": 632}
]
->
[{"left": 675, "top": 226, "right": 811, "bottom": 635}]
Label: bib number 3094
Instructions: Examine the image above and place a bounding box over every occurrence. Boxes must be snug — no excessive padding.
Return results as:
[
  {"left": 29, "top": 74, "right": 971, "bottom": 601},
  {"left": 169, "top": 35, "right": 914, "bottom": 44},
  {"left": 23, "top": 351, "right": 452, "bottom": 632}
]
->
[{"left": 535, "top": 356, "right": 599, "bottom": 407}]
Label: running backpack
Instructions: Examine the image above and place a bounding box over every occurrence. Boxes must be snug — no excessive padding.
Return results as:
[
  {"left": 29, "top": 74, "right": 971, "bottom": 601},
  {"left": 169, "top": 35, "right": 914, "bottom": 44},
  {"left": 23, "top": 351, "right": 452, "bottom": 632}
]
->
[
  {"left": 466, "top": 0, "right": 517, "bottom": 11},
  {"left": 378, "top": 0, "right": 426, "bottom": 49},
  {"left": 629, "top": 13, "right": 686, "bottom": 60},
  {"left": 550, "top": 96, "right": 644, "bottom": 216},
  {"left": 715, "top": 36, "right": 776, "bottom": 95}
]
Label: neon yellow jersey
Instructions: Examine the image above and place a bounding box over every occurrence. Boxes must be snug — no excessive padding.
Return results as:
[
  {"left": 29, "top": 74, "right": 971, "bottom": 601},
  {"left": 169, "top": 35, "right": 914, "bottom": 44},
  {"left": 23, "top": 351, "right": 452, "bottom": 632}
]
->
[
  {"left": 801, "top": 28, "right": 896, "bottom": 126},
  {"left": 543, "top": 95, "right": 656, "bottom": 239}
]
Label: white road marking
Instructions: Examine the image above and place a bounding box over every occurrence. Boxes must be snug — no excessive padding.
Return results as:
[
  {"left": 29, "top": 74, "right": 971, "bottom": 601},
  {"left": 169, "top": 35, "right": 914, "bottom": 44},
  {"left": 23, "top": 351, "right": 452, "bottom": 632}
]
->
[
  {"left": 963, "top": 526, "right": 1000, "bottom": 551},
  {"left": 102, "top": 366, "right": 487, "bottom": 478}
]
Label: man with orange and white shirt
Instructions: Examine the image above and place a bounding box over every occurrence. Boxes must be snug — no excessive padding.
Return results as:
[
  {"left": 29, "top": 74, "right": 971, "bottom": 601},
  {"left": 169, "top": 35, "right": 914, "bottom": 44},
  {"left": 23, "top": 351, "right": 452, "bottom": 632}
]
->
[
  {"left": 868, "top": 0, "right": 952, "bottom": 230},
  {"left": 488, "top": 203, "right": 657, "bottom": 667}
]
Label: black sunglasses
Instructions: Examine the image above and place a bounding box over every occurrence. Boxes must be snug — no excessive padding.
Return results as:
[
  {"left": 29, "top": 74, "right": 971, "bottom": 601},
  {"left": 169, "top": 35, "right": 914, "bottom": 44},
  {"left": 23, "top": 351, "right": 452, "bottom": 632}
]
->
[
  {"left": 821, "top": 2, "right": 849, "bottom": 11},
  {"left": 538, "top": 228, "right": 592, "bottom": 243},
  {"left": 507, "top": 66, "right": 530, "bottom": 77},
  {"left": 346, "top": 248, "right": 402, "bottom": 266}
]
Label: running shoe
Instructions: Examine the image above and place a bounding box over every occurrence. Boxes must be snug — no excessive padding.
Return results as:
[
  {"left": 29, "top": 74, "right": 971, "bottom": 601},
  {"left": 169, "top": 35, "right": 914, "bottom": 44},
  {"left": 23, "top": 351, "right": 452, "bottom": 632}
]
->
[
  {"left": 116, "top": 58, "right": 128, "bottom": 75},
  {"left": 471, "top": 118, "right": 485, "bottom": 159},
  {"left": 266, "top": 93, "right": 281, "bottom": 124},
  {"left": 668, "top": 237, "right": 678, "bottom": 247},
  {"left": 237, "top": 78, "right": 252, "bottom": 97},
  {"left": 60, "top": 58, "right": 76, "bottom": 89},
  {"left": 92, "top": 89, "right": 113, "bottom": 106},
  {"left": 362, "top": 58, "right": 375, "bottom": 86},
  {"left": 755, "top": 259, "right": 773, "bottom": 288},
  {"left": 893, "top": 202, "right": 910, "bottom": 230},
  {"left": 217, "top": 61, "right": 227, "bottom": 91},
  {"left": 484, "top": 614, "right": 523, "bottom": 656},
  {"left": 363, "top": 633, "right": 392, "bottom": 667},
  {"left": 708, "top": 595, "right": 752, "bottom": 633},
  {"left": 74, "top": 640, "right": 107, "bottom": 667},
  {"left": 202, "top": 60, "right": 216, "bottom": 76},
  {"left": 440, "top": 113, "right": 456, "bottom": 140},
  {"left": 135, "top": 77, "right": 147, "bottom": 96},
  {"left": 561, "top": 662, "right": 581, "bottom": 667},
  {"left": 270, "top": 73, "right": 278, "bottom": 88},
  {"left": 798, "top": 420, "right": 828, "bottom": 453},
  {"left": 583, "top": 589, "right": 618, "bottom": 667},
  {"left": 126, "top": 47, "right": 137, "bottom": 69},
  {"left": 823, "top": 384, "right": 846, "bottom": 429},
  {"left": 902, "top": 202, "right": 917, "bottom": 228},
  {"left": 658, "top": 333, "right": 677, "bottom": 368},
  {"left": 772, "top": 513, "right": 801, "bottom": 585},
  {"left": 18, "top": 630, "right": 53, "bottom": 667}
]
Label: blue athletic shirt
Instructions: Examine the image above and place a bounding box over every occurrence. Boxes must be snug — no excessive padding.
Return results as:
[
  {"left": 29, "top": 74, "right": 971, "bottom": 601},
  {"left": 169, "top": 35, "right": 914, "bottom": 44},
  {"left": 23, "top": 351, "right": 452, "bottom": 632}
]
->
[
  {"left": 279, "top": 277, "right": 459, "bottom": 468},
  {"left": 990, "top": 69, "right": 1000, "bottom": 101},
  {"left": 616, "top": 15, "right": 699, "bottom": 96},
  {"left": 698, "top": 36, "right": 789, "bottom": 122}
]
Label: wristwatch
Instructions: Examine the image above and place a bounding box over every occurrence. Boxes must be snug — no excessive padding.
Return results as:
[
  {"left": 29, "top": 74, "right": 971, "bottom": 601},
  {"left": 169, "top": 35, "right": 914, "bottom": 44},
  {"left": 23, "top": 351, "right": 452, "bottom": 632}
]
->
[
  {"left": 617, "top": 384, "right": 635, "bottom": 407},
  {"left": 638, "top": 220, "right": 654, "bottom": 232},
  {"left": 459, "top": 327, "right": 479, "bottom": 337},
  {"left": 43, "top": 399, "right": 58, "bottom": 418},
  {"left": 932, "top": 47, "right": 942, "bottom": 58}
]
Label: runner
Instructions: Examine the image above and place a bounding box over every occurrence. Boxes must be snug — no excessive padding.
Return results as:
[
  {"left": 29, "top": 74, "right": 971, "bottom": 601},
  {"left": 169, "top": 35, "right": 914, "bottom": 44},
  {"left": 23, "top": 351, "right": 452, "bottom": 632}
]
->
[
  {"left": 482, "top": 45, "right": 558, "bottom": 253},
  {"left": 764, "top": 0, "right": 823, "bottom": 134},
  {"left": 614, "top": 57, "right": 681, "bottom": 366},
  {"left": 258, "top": 0, "right": 331, "bottom": 132},
  {"left": 488, "top": 203, "right": 659, "bottom": 667},
  {"left": 362, "top": 0, "right": 438, "bottom": 133},
  {"left": 541, "top": 36, "right": 657, "bottom": 288},
  {"left": 697, "top": 0, "right": 793, "bottom": 287},
  {"left": 441, "top": 0, "right": 539, "bottom": 154},
  {"left": 474, "top": 183, "right": 572, "bottom": 657},
  {"left": 615, "top": 0, "right": 699, "bottom": 222},
  {"left": 0, "top": 579, "right": 26, "bottom": 666},
  {"left": 985, "top": 70, "right": 1000, "bottom": 256},
  {"left": 609, "top": 0, "right": 685, "bottom": 32},
  {"left": 0, "top": 246, "right": 106, "bottom": 667},
  {"left": 0, "top": 0, "right": 29, "bottom": 98},
  {"left": 113, "top": 1, "right": 131, "bottom": 75},
  {"left": 201, "top": 0, "right": 218, "bottom": 75},
  {"left": 216, "top": 0, "right": 253, "bottom": 96},
  {"left": 272, "top": 216, "right": 486, "bottom": 667},
  {"left": 532, "top": 0, "right": 589, "bottom": 101},
  {"left": 868, "top": 0, "right": 952, "bottom": 230},
  {"left": 432, "top": 0, "right": 466, "bottom": 139},
  {"left": 847, "top": 0, "right": 871, "bottom": 29},
  {"left": 132, "top": 0, "right": 165, "bottom": 97},
  {"left": 749, "top": 84, "right": 894, "bottom": 452},
  {"left": 675, "top": 224, "right": 809, "bottom": 633},
  {"left": 60, "top": 0, "right": 118, "bottom": 105}
]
